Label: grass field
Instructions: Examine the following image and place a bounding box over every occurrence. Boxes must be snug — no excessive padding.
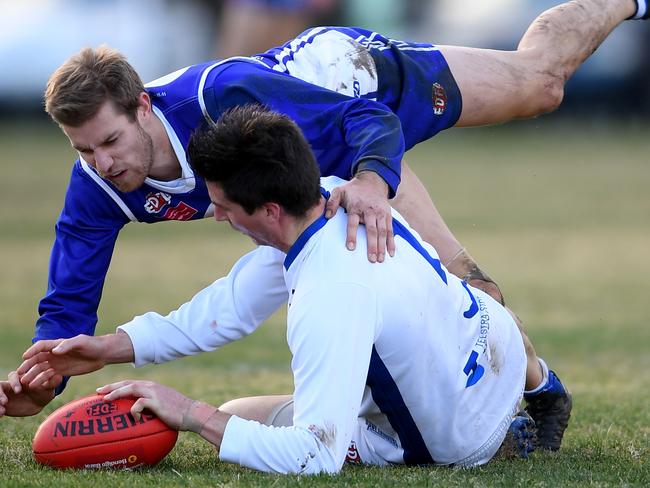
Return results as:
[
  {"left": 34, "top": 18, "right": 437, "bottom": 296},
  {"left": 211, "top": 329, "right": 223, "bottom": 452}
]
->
[{"left": 1, "top": 116, "right": 649, "bottom": 487}]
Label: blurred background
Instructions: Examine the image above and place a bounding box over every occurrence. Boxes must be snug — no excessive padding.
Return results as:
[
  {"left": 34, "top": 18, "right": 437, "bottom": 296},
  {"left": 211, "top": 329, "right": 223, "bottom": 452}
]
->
[
  {"left": 1, "top": 1, "right": 649, "bottom": 483},
  {"left": 1, "top": 0, "right": 649, "bottom": 118}
]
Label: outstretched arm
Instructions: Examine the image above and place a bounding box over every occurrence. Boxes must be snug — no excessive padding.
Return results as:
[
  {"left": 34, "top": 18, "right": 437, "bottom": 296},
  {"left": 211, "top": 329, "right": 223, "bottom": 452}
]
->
[
  {"left": 2, "top": 332, "right": 133, "bottom": 419},
  {"left": 1, "top": 332, "right": 133, "bottom": 418},
  {"left": 20, "top": 246, "right": 288, "bottom": 387},
  {"left": 17, "top": 332, "right": 135, "bottom": 389},
  {"left": 98, "top": 283, "right": 377, "bottom": 474},
  {"left": 97, "top": 380, "right": 229, "bottom": 444}
]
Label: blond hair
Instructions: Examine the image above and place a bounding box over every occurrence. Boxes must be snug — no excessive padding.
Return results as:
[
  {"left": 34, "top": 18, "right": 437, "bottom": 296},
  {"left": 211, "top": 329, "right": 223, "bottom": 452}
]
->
[{"left": 44, "top": 45, "right": 145, "bottom": 126}]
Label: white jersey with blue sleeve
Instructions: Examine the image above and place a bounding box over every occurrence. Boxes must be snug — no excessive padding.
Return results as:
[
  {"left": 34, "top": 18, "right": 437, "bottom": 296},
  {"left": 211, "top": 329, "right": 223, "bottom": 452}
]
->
[
  {"left": 118, "top": 245, "right": 287, "bottom": 366},
  {"left": 119, "top": 176, "right": 526, "bottom": 473}
]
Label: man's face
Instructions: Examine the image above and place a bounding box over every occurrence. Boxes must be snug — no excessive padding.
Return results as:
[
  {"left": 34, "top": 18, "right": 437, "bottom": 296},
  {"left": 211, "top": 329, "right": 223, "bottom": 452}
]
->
[
  {"left": 62, "top": 99, "right": 154, "bottom": 192},
  {"left": 206, "top": 181, "right": 276, "bottom": 247}
]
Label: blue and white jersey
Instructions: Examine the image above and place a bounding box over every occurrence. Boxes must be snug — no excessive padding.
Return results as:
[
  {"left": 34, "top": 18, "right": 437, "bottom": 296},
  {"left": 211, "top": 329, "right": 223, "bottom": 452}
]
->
[
  {"left": 37, "top": 62, "right": 217, "bottom": 347},
  {"left": 119, "top": 176, "right": 525, "bottom": 474},
  {"left": 35, "top": 28, "right": 462, "bottom": 390}
]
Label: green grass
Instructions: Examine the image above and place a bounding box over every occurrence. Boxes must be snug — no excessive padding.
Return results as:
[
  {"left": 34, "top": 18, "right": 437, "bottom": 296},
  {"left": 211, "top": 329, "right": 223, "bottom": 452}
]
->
[{"left": 1, "top": 117, "right": 649, "bottom": 486}]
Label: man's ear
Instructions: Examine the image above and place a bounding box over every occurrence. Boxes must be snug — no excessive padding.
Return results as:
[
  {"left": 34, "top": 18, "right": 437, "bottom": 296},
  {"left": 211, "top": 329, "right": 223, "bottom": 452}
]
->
[
  {"left": 136, "top": 91, "right": 152, "bottom": 122},
  {"left": 262, "top": 202, "right": 282, "bottom": 221}
]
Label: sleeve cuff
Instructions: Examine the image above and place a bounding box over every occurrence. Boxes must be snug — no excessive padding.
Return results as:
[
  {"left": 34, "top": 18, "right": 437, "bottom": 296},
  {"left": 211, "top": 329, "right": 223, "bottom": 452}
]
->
[
  {"left": 54, "top": 376, "right": 70, "bottom": 396},
  {"left": 354, "top": 158, "right": 400, "bottom": 198},
  {"left": 117, "top": 319, "right": 156, "bottom": 367},
  {"left": 218, "top": 415, "right": 247, "bottom": 465}
]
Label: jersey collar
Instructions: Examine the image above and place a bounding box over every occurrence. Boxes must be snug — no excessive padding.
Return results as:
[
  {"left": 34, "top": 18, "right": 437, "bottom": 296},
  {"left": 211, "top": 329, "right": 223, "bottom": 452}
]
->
[{"left": 283, "top": 188, "right": 330, "bottom": 270}]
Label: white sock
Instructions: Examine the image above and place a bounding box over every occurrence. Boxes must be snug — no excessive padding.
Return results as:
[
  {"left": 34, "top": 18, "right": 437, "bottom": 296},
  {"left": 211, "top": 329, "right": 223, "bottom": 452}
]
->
[
  {"left": 524, "top": 357, "right": 550, "bottom": 395},
  {"left": 631, "top": 0, "right": 647, "bottom": 19}
]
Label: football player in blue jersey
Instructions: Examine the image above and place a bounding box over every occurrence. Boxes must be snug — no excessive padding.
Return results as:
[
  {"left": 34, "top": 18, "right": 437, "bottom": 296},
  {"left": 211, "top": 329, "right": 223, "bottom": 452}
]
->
[{"left": 1, "top": 0, "right": 646, "bottom": 439}]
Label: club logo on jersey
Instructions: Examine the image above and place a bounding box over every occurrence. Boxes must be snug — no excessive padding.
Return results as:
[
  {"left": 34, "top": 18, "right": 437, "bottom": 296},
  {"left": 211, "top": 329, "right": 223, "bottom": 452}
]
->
[
  {"left": 164, "top": 202, "right": 198, "bottom": 221},
  {"left": 144, "top": 191, "right": 171, "bottom": 214},
  {"left": 345, "top": 441, "right": 362, "bottom": 464},
  {"left": 432, "top": 82, "right": 447, "bottom": 115}
]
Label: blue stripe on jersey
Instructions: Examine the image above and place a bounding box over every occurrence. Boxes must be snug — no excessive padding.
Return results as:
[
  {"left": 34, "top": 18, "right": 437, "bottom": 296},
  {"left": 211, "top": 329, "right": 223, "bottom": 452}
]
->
[
  {"left": 284, "top": 189, "right": 330, "bottom": 270},
  {"left": 285, "top": 214, "right": 327, "bottom": 270},
  {"left": 367, "top": 346, "right": 434, "bottom": 465},
  {"left": 392, "top": 218, "right": 447, "bottom": 284},
  {"left": 461, "top": 281, "right": 479, "bottom": 318}
]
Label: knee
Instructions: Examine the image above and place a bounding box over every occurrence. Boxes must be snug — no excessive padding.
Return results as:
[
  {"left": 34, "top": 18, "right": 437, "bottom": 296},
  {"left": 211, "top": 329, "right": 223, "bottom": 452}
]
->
[
  {"left": 218, "top": 398, "right": 237, "bottom": 412},
  {"left": 525, "top": 72, "right": 565, "bottom": 116}
]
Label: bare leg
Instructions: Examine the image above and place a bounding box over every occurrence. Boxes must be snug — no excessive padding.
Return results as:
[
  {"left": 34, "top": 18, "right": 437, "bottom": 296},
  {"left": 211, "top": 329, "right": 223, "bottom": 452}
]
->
[
  {"left": 441, "top": 0, "right": 636, "bottom": 127},
  {"left": 506, "top": 308, "right": 544, "bottom": 390},
  {"left": 423, "top": 0, "right": 637, "bottom": 383},
  {"left": 219, "top": 394, "right": 292, "bottom": 424},
  {"left": 395, "top": 1, "right": 637, "bottom": 389}
]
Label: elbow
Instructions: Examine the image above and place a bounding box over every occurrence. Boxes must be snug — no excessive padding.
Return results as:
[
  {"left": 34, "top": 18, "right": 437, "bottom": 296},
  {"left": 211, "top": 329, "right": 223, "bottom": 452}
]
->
[
  {"left": 222, "top": 418, "right": 348, "bottom": 474},
  {"left": 294, "top": 425, "right": 347, "bottom": 475},
  {"left": 520, "top": 73, "right": 565, "bottom": 118},
  {"left": 295, "top": 448, "right": 344, "bottom": 475},
  {"left": 534, "top": 78, "right": 564, "bottom": 116}
]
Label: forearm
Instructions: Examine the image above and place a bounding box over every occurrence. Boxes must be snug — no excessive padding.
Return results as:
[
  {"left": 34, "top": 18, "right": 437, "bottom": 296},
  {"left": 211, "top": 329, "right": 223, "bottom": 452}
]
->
[
  {"left": 184, "top": 403, "right": 230, "bottom": 450},
  {"left": 17, "top": 331, "right": 135, "bottom": 394},
  {"left": 179, "top": 399, "right": 336, "bottom": 473},
  {"left": 353, "top": 159, "right": 398, "bottom": 197},
  {"left": 183, "top": 395, "right": 345, "bottom": 474},
  {"left": 102, "top": 331, "right": 135, "bottom": 364},
  {"left": 354, "top": 170, "right": 389, "bottom": 197}
]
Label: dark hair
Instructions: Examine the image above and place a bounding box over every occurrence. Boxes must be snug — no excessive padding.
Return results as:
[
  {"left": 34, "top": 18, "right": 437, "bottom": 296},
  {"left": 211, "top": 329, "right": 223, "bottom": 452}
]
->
[
  {"left": 188, "top": 104, "right": 322, "bottom": 217},
  {"left": 45, "top": 45, "right": 144, "bottom": 126}
]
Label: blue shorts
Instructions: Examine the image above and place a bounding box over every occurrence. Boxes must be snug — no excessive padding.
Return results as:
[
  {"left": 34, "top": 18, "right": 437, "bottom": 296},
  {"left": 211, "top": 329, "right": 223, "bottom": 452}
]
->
[
  {"left": 260, "top": 26, "right": 463, "bottom": 150},
  {"left": 365, "top": 36, "right": 462, "bottom": 150}
]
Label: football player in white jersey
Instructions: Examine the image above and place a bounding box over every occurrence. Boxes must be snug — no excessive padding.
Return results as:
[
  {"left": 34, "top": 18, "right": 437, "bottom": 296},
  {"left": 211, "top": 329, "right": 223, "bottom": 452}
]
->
[
  {"left": 2, "top": 1, "right": 644, "bottom": 449},
  {"left": 12, "top": 106, "right": 579, "bottom": 473}
]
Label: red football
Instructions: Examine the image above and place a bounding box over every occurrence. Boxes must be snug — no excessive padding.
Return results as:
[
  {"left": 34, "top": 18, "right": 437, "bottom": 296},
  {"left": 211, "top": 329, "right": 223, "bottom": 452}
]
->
[{"left": 33, "top": 394, "right": 178, "bottom": 469}]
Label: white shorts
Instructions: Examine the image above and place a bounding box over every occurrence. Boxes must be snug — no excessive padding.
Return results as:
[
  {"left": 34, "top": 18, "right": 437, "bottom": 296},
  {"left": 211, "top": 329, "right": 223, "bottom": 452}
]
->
[{"left": 265, "top": 394, "right": 522, "bottom": 468}]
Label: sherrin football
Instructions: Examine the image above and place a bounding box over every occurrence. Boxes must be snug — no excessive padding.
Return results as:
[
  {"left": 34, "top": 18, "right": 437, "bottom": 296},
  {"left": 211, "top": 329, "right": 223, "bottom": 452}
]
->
[{"left": 32, "top": 394, "right": 178, "bottom": 469}]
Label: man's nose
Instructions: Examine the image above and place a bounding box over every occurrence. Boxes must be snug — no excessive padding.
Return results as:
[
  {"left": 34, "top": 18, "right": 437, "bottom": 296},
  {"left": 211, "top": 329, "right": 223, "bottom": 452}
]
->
[
  {"left": 94, "top": 148, "right": 113, "bottom": 174},
  {"left": 214, "top": 207, "right": 228, "bottom": 222}
]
